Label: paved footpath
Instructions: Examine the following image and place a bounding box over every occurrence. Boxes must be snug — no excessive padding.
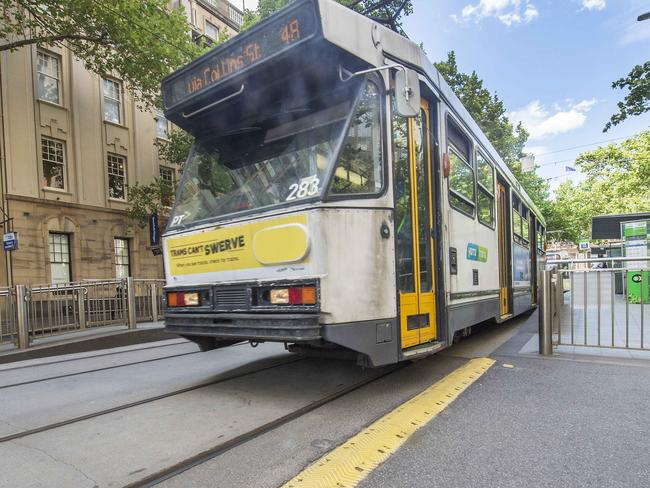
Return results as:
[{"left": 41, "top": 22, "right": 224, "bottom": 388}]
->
[{"left": 360, "top": 313, "right": 650, "bottom": 488}]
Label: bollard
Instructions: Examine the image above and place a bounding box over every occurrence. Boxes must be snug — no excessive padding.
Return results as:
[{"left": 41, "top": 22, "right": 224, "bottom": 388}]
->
[
  {"left": 539, "top": 269, "right": 553, "bottom": 355},
  {"left": 126, "top": 277, "right": 137, "bottom": 329},
  {"left": 16, "top": 285, "right": 30, "bottom": 349}
]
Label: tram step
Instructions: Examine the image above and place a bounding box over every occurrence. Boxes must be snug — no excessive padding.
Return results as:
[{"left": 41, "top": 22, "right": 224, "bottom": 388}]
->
[{"left": 401, "top": 341, "right": 445, "bottom": 359}]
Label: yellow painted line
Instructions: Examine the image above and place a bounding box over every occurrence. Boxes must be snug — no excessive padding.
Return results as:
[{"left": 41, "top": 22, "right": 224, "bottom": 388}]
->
[{"left": 282, "top": 358, "right": 495, "bottom": 488}]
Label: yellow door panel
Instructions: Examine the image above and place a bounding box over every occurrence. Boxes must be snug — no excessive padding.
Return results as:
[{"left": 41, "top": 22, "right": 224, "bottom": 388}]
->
[{"left": 395, "top": 98, "right": 437, "bottom": 349}]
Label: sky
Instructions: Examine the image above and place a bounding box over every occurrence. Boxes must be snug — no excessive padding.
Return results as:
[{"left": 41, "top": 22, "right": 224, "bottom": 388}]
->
[
  {"left": 401, "top": 0, "right": 650, "bottom": 192},
  {"left": 239, "top": 0, "right": 650, "bottom": 193}
]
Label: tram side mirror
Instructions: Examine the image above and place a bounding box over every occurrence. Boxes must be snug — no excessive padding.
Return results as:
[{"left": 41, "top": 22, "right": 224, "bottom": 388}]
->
[{"left": 394, "top": 68, "right": 421, "bottom": 117}]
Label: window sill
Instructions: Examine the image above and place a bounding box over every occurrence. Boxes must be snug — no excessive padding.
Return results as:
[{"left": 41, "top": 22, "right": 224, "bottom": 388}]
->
[
  {"left": 37, "top": 99, "right": 67, "bottom": 110},
  {"left": 103, "top": 119, "right": 128, "bottom": 130},
  {"left": 108, "top": 197, "right": 128, "bottom": 203},
  {"left": 42, "top": 187, "right": 72, "bottom": 196}
]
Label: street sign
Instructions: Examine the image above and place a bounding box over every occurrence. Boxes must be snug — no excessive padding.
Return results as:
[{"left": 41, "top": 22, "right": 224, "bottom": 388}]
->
[
  {"left": 3, "top": 232, "right": 18, "bottom": 251},
  {"left": 578, "top": 239, "right": 590, "bottom": 251},
  {"left": 149, "top": 213, "right": 160, "bottom": 247}
]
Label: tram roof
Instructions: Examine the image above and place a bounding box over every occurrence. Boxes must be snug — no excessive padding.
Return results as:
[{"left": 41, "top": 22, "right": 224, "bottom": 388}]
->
[{"left": 161, "top": 0, "right": 544, "bottom": 224}]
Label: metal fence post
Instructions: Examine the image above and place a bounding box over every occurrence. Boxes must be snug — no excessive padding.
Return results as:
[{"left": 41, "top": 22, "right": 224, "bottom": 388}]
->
[
  {"left": 16, "top": 285, "right": 30, "bottom": 349},
  {"left": 150, "top": 283, "right": 159, "bottom": 322},
  {"left": 77, "top": 288, "right": 87, "bottom": 329},
  {"left": 126, "top": 277, "right": 137, "bottom": 329},
  {"left": 539, "top": 268, "right": 553, "bottom": 355}
]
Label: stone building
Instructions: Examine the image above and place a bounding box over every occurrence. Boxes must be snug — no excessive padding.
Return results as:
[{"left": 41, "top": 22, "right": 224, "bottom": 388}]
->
[{"left": 0, "top": 0, "right": 242, "bottom": 286}]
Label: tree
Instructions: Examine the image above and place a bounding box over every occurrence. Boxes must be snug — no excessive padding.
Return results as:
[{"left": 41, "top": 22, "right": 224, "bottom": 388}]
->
[
  {"left": 434, "top": 52, "right": 529, "bottom": 166},
  {"left": 434, "top": 51, "right": 557, "bottom": 231},
  {"left": 126, "top": 178, "right": 176, "bottom": 228},
  {"left": 0, "top": 0, "right": 201, "bottom": 109},
  {"left": 551, "top": 132, "right": 650, "bottom": 242},
  {"left": 605, "top": 61, "right": 650, "bottom": 131},
  {"left": 243, "top": 0, "right": 413, "bottom": 33}
]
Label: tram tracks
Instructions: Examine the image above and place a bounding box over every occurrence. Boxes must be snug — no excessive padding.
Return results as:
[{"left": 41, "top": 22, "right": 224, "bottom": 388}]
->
[
  {"left": 0, "top": 349, "right": 203, "bottom": 390},
  {"left": 0, "top": 354, "right": 302, "bottom": 444},
  {"left": 131, "top": 363, "right": 403, "bottom": 488}
]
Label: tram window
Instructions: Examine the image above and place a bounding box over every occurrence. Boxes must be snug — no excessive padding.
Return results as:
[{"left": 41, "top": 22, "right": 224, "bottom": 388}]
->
[
  {"left": 393, "top": 104, "right": 415, "bottom": 293},
  {"left": 448, "top": 146, "right": 475, "bottom": 216},
  {"left": 476, "top": 151, "right": 494, "bottom": 228},
  {"left": 329, "top": 81, "right": 383, "bottom": 196},
  {"left": 521, "top": 207, "right": 530, "bottom": 244}
]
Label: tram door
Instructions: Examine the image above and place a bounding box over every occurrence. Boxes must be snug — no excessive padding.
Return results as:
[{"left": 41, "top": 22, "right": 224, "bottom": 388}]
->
[
  {"left": 497, "top": 181, "right": 512, "bottom": 317},
  {"left": 394, "top": 99, "right": 437, "bottom": 349}
]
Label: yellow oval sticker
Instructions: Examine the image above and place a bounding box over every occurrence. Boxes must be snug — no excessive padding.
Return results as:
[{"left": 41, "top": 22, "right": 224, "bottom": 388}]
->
[{"left": 252, "top": 223, "right": 310, "bottom": 265}]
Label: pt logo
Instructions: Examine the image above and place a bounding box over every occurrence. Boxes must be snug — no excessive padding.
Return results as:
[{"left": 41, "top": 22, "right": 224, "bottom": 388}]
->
[{"left": 632, "top": 274, "right": 643, "bottom": 284}]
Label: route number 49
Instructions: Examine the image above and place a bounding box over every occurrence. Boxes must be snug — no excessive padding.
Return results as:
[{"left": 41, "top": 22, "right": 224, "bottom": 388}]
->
[{"left": 286, "top": 176, "right": 320, "bottom": 201}]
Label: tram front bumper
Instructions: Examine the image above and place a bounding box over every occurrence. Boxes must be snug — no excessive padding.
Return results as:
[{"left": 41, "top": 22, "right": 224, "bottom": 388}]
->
[{"left": 164, "top": 312, "right": 321, "bottom": 342}]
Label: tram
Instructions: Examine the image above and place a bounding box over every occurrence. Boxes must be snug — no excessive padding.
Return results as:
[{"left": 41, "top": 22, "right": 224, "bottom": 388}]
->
[{"left": 160, "top": 0, "right": 546, "bottom": 366}]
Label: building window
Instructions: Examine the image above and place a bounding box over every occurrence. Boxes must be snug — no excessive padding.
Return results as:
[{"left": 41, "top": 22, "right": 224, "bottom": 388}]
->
[
  {"left": 114, "top": 238, "right": 131, "bottom": 278},
  {"left": 159, "top": 165, "right": 174, "bottom": 187},
  {"left": 37, "top": 51, "right": 60, "bottom": 104},
  {"left": 476, "top": 151, "right": 494, "bottom": 228},
  {"left": 41, "top": 137, "right": 66, "bottom": 189},
  {"left": 49, "top": 233, "right": 71, "bottom": 284},
  {"left": 103, "top": 78, "right": 122, "bottom": 124},
  {"left": 107, "top": 153, "right": 127, "bottom": 200},
  {"left": 155, "top": 111, "right": 169, "bottom": 139},
  {"left": 205, "top": 20, "right": 219, "bottom": 40}
]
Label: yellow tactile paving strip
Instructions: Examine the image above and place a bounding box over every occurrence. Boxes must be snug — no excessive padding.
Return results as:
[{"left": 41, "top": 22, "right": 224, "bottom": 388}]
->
[{"left": 282, "top": 357, "right": 496, "bottom": 488}]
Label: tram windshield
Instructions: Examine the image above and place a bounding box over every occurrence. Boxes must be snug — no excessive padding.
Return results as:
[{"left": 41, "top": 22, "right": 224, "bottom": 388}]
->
[{"left": 168, "top": 79, "right": 382, "bottom": 229}]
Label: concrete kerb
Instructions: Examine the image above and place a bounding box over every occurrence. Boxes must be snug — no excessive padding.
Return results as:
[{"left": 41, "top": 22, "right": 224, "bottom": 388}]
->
[{"left": 0, "top": 321, "right": 175, "bottom": 364}]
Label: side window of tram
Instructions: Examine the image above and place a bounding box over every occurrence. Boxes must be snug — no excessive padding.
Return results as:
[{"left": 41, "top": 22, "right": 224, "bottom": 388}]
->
[
  {"left": 393, "top": 103, "right": 415, "bottom": 293},
  {"left": 476, "top": 152, "right": 495, "bottom": 227},
  {"left": 447, "top": 121, "right": 475, "bottom": 216},
  {"left": 330, "top": 82, "right": 383, "bottom": 195}
]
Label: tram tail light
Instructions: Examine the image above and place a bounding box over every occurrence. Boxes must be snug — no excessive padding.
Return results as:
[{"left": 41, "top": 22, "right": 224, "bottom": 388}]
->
[
  {"left": 269, "top": 286, "right": 317, "bottom": 305},
  {"left": 167, "top": 291, "right": 201, "bottom": 307}
]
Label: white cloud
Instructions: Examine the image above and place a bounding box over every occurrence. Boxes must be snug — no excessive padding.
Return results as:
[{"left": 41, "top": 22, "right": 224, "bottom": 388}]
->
[
  {"left": 508, "top": 99, "right": 597, "bottom": 140},
  {"left": 582, "top": 0, "right": 606, "bottom": 11},
  {"left": 456, "top": 0, "right": 540, "bottom": 26}
]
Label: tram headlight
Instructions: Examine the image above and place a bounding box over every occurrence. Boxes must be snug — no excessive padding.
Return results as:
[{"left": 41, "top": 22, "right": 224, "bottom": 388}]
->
[{"left": 270, "top": 288, "right": 290, "bottom": 304}]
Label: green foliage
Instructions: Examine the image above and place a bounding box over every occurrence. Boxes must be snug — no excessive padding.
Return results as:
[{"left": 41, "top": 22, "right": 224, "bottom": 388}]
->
[
  {"left": 0, "top": 0, "right": 202, "bottom": 109},
  {"left": 243, "top": 0, "right": 413, "bottom": 33},
  {"left": 605, "top": 61, "right": 650, "bottom": 131},
  {"left": 126, "top": 178, "right": 176, "bottom": 228},
  {"left": 434, "top": 52, "right": 528, "bottom": 165},
  {"left": 156, "top": 130, "right": 195, "bottom": 167},
  {"left": 552, "top": 132, "right": 650, "bottom": 242},
  {"left": 434, "top": 51, "right": 554, "bottom": 227}
]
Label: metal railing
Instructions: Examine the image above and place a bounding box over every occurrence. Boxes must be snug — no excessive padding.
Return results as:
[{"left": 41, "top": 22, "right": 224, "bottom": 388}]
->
[
  {"left": 0, "top": 288, "right": 16, "bottom": 346},
  {"left": 540, "top": 257, "right": 650, "bottom": 353},
  {"left": 1, "top": 278, "right": 166, "bottom": 349}
]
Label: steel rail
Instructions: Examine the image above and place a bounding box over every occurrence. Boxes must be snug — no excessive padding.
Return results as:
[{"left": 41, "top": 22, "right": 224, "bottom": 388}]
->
[
  {"left": 0, "top": 339, "right": 191, "bottom": 372},
  {"left": 129, "top": 363, "right": 404, "bottom": 488},
  {"left": 0, "top": 349, "right": 201, "bottom": 390},
  {"left": 0, "top": 355, "right": 302, "bottom": 444}
]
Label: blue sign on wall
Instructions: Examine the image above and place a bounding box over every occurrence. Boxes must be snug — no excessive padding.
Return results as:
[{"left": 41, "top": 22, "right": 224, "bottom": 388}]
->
[{"left": 3, "top": 232, "right": 18, "bottom": 252}]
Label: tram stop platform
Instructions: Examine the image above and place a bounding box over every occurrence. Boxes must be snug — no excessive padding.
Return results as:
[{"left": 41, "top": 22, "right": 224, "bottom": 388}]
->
[{"left": 0, "top": 320, "right": 172, "bottom": 364}]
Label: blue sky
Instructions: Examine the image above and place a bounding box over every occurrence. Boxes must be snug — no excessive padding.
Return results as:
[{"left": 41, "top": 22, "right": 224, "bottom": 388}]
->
[
  {"left": 402, "top": 0, "right": 650, "bottom": 191},
  {"left": 240, "top": 0, "right": 650, "bottom": 191}
]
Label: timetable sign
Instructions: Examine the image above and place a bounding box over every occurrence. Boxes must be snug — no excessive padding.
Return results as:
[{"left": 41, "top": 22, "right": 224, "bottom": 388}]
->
[{"left": 163, "top": 2, "right": 318, "bottom": 109}]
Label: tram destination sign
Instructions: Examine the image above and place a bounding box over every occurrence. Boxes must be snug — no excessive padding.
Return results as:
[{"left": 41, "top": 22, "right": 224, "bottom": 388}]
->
[{"left": 163, "top": 1, "right": 318, "bottom": 110}]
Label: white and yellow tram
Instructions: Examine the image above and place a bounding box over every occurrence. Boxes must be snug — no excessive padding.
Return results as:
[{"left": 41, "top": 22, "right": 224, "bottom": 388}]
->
[{"left": 160, "top": 0, "right": 546, "bottom": 366}]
